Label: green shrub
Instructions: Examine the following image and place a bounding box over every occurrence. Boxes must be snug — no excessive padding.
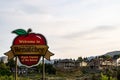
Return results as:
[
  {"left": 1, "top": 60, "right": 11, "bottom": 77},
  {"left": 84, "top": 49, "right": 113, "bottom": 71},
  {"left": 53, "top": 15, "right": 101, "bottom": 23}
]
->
[
  {"left": 0, "top": 69, "right": 11, "bottom": 76},
  {"left": 101, "top": 74, "right": 108, "bottom": 80},
  {"left": 0, "top": 75, "right": 14, "bottom": 80},
  {"left": 101, "top": 73, "right": 116, "bottom": 80}
]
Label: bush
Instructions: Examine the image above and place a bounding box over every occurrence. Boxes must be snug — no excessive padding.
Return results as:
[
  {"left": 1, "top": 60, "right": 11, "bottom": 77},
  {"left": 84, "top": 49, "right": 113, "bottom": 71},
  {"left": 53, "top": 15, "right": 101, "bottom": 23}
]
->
[
  {"left": 101, "top": 74, "right": 108, "bottom": 80},
  {"left": 0, "top": 61, "right": 12, "bottom": 76},
  {"left": 0, "top": 69, "right": 11, "bottom": 76},
  {"left": 101, "top": 73, "right": 116, "bottom": 80},
  {"left": 37, "top": 63, "right": 56, "bottom": 74},
  {"left": 0, "top": 75, "right": 13, "bottom": 80},
  {"left": 45, "top": 64, "right": 56, "bottom": 74}
]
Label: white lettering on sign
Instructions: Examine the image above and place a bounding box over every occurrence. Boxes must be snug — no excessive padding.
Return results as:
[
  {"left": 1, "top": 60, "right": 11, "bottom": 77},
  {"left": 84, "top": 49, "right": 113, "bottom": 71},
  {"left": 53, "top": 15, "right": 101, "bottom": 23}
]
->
[{"left": 19, "top": 40, "right": 35, "bottom": 43}]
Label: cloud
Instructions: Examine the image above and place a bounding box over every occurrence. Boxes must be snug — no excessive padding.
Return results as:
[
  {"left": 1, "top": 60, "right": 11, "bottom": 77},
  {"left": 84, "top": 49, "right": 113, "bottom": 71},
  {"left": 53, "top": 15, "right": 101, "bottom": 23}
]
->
[
  {"left": 63, "top": 26, "right": 117, "bottom": 40},
  {"left": 91, "top": 26, "right": 117, "bottom": 32},
  {"left": 19, "top": 5, "right": 42, "bottom": 14},
  {"left": 0, "top": 0, "right": 120, "bottom": 58}
]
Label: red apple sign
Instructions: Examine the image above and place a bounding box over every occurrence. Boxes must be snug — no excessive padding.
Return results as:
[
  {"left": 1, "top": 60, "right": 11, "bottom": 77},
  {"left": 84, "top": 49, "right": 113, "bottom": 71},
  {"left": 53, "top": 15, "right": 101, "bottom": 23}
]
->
[{"left": 12, "top": 29, "right": 48, "bottom": 67}]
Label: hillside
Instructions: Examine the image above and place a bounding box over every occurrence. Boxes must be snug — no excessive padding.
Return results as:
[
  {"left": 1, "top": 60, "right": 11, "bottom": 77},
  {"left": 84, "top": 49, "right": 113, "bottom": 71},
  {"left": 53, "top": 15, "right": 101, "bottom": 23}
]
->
[{"left": 104, "top": 51, "right": 120, "bottom": 57}]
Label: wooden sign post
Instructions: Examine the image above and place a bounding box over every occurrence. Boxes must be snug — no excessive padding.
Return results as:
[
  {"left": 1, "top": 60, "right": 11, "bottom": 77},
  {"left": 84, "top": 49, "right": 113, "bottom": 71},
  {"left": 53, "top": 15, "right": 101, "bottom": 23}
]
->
[
  {"left": 42, "top": 56, "right": 45, "bottom": 80},
  {"left": 15, "top": 57, "right": 17, "bottom": 80}
]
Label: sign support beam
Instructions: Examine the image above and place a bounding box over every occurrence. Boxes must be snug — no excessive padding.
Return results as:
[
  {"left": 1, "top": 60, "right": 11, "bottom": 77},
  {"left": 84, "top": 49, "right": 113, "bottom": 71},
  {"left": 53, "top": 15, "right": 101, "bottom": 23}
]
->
[
  {"left": 15, "top": 56, "right": 18, "bottom": 80},
  {"left": 42, "top": 56, "right": 45, "bottom": 80}
]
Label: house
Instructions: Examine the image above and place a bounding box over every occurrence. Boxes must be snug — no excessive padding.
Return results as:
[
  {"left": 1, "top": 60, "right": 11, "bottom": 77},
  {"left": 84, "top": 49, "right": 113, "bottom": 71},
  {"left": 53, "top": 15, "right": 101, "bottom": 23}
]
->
[
  {"left": 100, "top": 58, "right": 114, "bottom": 69},
  {"left": 0, "top": 56, "right": 8, "bottom": 63},
  {"left": 88, "top": 58, "right": 101, "bottom": 69},
  {"left": 54, "top": 59, "right": 75, "bottom": 71},
  {"left": 112, "top": 57, "right": 120, "bottom": 66},
  {"left": 88, "top": 58, "right": 114, "bottom": 70},
  {"left": 76, "top": 61, "right": 87, "bottom": 67},
  {"left": 54, "top": 59, "right": 80, "bottom": 71},
  {"left": 100, "top": 57, "right": 120, "bottom": 69}
]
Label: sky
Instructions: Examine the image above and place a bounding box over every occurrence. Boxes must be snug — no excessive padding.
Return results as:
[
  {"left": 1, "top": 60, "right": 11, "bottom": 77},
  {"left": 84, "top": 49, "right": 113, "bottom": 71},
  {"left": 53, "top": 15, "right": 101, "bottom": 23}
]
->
[{"left": 0, "top": 0, "right": 120, "bottom": 59}]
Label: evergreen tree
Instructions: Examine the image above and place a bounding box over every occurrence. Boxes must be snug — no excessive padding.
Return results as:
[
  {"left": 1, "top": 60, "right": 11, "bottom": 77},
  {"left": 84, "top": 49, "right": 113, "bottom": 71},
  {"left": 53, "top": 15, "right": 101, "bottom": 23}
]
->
[
  {"left": 77, "top": 57, "right": 83, "bottom": 62},
  {"left": 0, "top": 61, "right": 11, "bottom": 76},
  {"left": 6, "top": 58, "right": 16, "bottom": 73}
]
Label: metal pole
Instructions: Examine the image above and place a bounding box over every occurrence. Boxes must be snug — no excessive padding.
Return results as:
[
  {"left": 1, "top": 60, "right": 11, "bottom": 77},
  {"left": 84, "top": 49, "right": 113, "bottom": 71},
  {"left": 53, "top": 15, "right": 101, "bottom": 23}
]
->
[
  {"left": 15, "top": 56, "right": 18, "bottom": 80},
  {"left": 42, "top": 56, "right": 45, "bottom": 80}
]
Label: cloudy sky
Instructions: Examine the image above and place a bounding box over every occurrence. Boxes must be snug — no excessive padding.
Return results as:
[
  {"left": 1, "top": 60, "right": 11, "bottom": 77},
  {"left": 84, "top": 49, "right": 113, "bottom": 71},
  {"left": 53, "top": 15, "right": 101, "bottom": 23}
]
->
[{"left": 0, "top": 0, "right": 120, "bottom": 59}]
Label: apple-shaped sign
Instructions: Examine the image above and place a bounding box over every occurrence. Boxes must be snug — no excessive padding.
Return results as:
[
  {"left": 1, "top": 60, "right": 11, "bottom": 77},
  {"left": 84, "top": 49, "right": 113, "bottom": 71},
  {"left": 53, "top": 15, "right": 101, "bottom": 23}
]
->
[{"left": 11, "top": 29, "right": 48, "bottom": 67}]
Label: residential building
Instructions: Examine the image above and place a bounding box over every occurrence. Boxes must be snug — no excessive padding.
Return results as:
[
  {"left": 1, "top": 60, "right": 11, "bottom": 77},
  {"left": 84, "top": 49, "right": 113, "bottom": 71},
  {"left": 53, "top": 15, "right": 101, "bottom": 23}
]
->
[
  {"left": 54, "top": 59, "right": 87, "bottom": 72},
  {"left": 0, "top": 56, "right": 8, "bottom": 63}
]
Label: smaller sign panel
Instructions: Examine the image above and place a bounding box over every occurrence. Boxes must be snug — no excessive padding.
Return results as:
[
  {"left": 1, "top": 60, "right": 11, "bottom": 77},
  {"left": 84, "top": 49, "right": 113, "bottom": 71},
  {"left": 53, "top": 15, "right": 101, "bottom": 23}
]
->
[{"left": 19, "top": 56, "right": 40, "bottom": 66}]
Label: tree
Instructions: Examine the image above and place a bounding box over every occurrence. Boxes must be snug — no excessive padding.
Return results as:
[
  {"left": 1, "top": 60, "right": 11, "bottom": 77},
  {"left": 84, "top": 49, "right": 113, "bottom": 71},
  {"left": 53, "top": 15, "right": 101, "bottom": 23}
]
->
[
  {"left": 117, "top": 68, "right": 120, "bottom": 80},
  {"left": 0, "top": 61, "right": 8, "bottom": 69},
  {"left": 0, "top": 61, "right": 11, "bottom": 76},
  {"left": 92, "top": 73, "right": 98, "bottom": 80},
  {"left": 37, "top": 63, "right": 42, "bottom": 73},
  {"left": 6, "top": 58, "right": 16, "bottom": 73},
  {"left": 45, "top": 64, "right": 56, "bottom": 74},
  {"left": 113, "top": 55, "right": 120, "bottom": 59},
  {"left": 37, "top": 63, "right": 56, "bottom": 74},
  {"left": 83, "top": 57, "right": 89, "bottom": 62},
  {"left": 105, "top": 68, "right": 113, "bottom": 80},
  {"left": 77, "top": 57, "right": 83, "bottom": 62},
  {"left": 100, "top": 55, "right": 111, "bottom": 60},
  {"left": 105, "top": 55, "right": 111, "bottom": 60}
]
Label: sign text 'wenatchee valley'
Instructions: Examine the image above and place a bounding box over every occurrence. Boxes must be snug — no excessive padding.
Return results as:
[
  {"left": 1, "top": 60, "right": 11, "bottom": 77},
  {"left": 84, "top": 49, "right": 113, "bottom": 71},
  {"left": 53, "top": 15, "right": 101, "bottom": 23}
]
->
[{"left": 11, "top": 45, "right": 48, "bottom": 55}]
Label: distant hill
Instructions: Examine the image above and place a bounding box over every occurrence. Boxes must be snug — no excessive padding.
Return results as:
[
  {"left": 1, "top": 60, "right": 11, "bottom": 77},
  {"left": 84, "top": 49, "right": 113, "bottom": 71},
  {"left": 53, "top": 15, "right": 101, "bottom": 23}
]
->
[{"left": 104, "top": 51, "right": 120, "bottom": 57}]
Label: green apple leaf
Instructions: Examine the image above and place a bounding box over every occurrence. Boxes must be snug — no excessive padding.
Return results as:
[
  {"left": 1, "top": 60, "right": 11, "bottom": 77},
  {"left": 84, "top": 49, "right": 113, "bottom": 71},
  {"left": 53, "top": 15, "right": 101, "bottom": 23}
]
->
[{"left": 12, "top": 29, "right": 28, "bottom": 35}]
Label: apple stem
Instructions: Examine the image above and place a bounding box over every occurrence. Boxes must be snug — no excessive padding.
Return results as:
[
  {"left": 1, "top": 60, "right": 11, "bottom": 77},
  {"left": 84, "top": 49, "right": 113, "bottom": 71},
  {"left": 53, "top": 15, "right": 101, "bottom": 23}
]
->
[{"left": 27, "top": 28, "right": 32, "bottom": 33}]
